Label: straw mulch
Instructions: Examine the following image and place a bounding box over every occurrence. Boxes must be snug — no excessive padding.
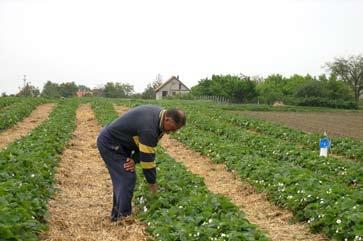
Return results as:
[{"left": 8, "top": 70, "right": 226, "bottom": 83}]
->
[{"left": 40, "top": 104, "right": 148, "bottom": 241}]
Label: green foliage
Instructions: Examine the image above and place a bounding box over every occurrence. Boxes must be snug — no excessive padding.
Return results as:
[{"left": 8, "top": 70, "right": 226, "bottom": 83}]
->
[
  {"left": 284, "top": 74, "right": 314, "bottom": 96},
  {"left": 256, "top": 74, "right": 286, "bottom": 104},
  {"left": 142, "top": 79, "right": 162, "bottom": 99},
  {"left": 0, "top": 99, "right": 78, "bottom": 240},
  {"left": 0, "top": 97, "right": 19, "bottom": 110},
  {"left": 16, "top": 83, "right": 40, "bottom": 97},
  {"left": 41, "top": 81, "right": 79, "bottom": 98},
  {"left": 191, "top": 75, "right": 258, "bottom": 103},
  {"left": 134, "top": 150, "right": 269, "bottom": 241},
  {"left": 169, "top": 103, "right": 363, "bottom": 240},
  {"left": 91, "top": 98, "right": 118, "bottom": 126},
  {"left": 295, "top": 81, "right": 328, "bottom": 98},
  {"left": 257, "top": 73, "right": 355, "bottom": 109},
  {"left": 326, "top": 55, "right": 363, "bottom": 102},
  {"left": 0, "top": 98, "right": 48, "bottom": 130},
  {"left": 41, "top": 81, "right": 61, "bottom": 98},
  {"left": 58, "top": 82, "right": 78, "bottom": 97},
  {"left": 294, "top": 97, "right": 358, "bottom": 109},
  {"left": 326, "top": 76, "right": 355, "bottom": 100},
  {"left": 103, "top": 82, "right": 134, "bottom": 98},
  {"left": 92, "top": 98, "right": 269, "bottom": 240}
]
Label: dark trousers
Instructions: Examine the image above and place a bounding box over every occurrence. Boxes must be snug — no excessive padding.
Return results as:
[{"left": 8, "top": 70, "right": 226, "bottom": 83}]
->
[{"left": 97, "top": 134, "right": 136, "bottom": 220}]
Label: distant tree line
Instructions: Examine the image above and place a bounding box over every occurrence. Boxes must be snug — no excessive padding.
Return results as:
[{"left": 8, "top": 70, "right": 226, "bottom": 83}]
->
[
  {"left": 9, "top": 55, "right": 363, "bottom": 109},
  {"left": 189, "top": 55, "right": 363, "bottom": 109},
  {"left": 14, "top": 81, "right": 135, "bottom": 98}
]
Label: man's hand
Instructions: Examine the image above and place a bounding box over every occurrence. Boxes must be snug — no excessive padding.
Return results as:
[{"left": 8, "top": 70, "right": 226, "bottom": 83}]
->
[
  {"left": 124, "top": 158, "right": 135, "bottom": 172},
  {"left": 149, "top": 183, "right": 157, "bottom": 193}
]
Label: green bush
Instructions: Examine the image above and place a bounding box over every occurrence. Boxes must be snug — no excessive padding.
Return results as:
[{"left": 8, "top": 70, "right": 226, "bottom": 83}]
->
[{"left": 295, "top": 97, "right": 358, "bottom": 109}]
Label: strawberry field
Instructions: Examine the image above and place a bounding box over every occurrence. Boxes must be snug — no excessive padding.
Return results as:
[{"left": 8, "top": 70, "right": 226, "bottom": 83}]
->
[{"left": 0, "top": 97, "right": 362, "bottom": 241}]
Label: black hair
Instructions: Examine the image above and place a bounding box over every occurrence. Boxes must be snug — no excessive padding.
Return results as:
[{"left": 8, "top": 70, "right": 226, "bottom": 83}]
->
[{"left": 165, "top": 108, "right": 186, "bottom": 126}]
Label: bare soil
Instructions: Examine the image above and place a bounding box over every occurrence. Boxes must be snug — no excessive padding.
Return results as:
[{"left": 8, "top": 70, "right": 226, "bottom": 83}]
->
[
  {"left": 239, "top": 111, "right": 363, "bottom": 139},
  {"left": 0, "top": 103, "right": 55, "bottom": 149},
  {"left": 40, "top": 104, "right": 148, "bottom": 241}
]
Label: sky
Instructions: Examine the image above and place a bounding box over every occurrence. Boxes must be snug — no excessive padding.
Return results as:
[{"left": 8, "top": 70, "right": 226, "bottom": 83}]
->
[{"left": 0, "top": 0, "right": 362, "bottom": 95}]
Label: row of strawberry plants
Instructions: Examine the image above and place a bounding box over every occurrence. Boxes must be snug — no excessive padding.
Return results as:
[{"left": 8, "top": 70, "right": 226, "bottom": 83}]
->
[
  {"left": 134, "top": 149, "right": 269, "bottom": 241},
  {"left": 172, "top": 124, "right": 362, "bottom": 241},
  {"left": 92, "top": 99, "right": 270, "bottom": 241},
  {"left": 226, "top": 111, "right": 363, "bottom": 161},
  {"left": 183, "top": 108, "right": 362, "bottom": 189},
  {"left": 115, "top": 99, "right": 363, "bottom": 240},
  {"left": 0, "top": 97, "right": 49, "bottom": 131},
  {"left": 0, "top": 99, "right": 78, "bottom": 241},
  {"left": 0, "top": 97, "right": 21, "bottom": 110},
  {"left": 114, "top": 99, "right": 363, "bottom": 239}
]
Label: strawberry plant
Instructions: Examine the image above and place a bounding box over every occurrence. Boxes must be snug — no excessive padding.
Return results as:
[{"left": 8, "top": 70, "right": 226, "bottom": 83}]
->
[
  {"left": 0, "top": 98, "right": 78, "bottom": 240},
  {"left": 134, "top": 149, "right": 270, "bottom": 241},
  {"left": 0, "top": 98, "right": 48, "bottom": 131}
]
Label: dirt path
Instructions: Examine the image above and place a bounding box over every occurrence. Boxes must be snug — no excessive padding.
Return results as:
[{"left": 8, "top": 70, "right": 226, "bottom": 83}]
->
[
  {"left": 113, "top": 105, "right": 326, "bottom": 241},
  {"left": 0, "top": 103, "right": 55, "bottom": 149},
  {"left": 40, "top": 104, "right": 148, "bottom": 241},
  {"left": 161, "top": 135, "right": 327, "bottom": 241}
]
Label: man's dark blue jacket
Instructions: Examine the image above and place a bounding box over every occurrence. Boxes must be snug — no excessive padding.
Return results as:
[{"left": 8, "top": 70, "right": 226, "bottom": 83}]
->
[{"left": 100, "top": 105, "right": 165, "bottom": 184}]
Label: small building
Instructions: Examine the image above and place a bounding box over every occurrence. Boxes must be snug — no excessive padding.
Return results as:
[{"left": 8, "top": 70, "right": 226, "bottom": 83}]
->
[
  {"left": 76, "top": 86, "right": 92, "bottom": 97},
  {"left": 155, "top": 76, "right": 190, "bottom": 100}
]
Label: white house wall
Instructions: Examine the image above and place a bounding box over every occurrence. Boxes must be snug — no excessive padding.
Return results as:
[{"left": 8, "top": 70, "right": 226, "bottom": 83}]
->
[{"left": 156, "top": 78, "right": 190, "bottom": 99}]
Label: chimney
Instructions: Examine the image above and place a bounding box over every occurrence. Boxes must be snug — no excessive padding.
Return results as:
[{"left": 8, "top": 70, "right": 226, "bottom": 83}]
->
[{"left": 176, "top": 75, "right": 179, "bottom": 80}]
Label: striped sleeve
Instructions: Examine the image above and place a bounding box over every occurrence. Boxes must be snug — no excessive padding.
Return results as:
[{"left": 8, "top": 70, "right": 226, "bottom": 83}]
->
[{"left": 135, "top": 130, "right": 158, "bottom": 184}]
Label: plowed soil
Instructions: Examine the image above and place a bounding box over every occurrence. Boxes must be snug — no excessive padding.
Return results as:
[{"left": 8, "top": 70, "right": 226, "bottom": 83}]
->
[{"left": 239, "top": 111, "right": 363, "bottom": 139}]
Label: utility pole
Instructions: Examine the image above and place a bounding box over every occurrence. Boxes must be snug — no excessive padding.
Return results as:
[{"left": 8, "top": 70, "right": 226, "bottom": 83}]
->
[{"left": 23, "top": 74, "right": 27, "bottom": 88}]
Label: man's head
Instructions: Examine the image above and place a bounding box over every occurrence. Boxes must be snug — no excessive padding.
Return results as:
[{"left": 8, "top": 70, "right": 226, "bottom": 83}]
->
[{"left": 163, "top": 108, "right": 186, "bottom": 133}]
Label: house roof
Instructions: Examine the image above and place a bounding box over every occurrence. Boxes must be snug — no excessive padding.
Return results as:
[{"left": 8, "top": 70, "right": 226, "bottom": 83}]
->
[{"left": 155, "top": 76, "right": 190, "bottom": 92}]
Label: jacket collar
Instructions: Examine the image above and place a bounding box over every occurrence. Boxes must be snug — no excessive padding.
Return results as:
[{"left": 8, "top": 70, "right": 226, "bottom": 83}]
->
[{"left": 159, "top": 110, "right": 166, "bottom": 133}]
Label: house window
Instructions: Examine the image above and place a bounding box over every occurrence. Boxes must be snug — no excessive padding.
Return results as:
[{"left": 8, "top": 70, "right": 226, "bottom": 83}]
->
[
  {"left": 172, "top": 92, "right": 176, "bottom": 95},
  {"left": 162, "top": 91, "right": 168, "bottom": 97}
]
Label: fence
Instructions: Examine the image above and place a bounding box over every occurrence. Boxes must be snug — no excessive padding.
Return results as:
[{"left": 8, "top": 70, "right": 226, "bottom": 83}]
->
[{"left": 195, "top": 95, "right": 230, "bottom": 104}]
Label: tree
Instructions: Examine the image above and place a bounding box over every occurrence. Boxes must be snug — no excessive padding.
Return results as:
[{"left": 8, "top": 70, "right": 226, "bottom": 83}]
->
[
  {"left": 91, "top": 87, "right": 104, "bottom": 97},
  {"left": 17, "top": 82, "right": 40, "bottom": 97},
  {"left": 41, "top": 81, "right": 61, "bottom": 98},
  {"left": 295, "top": 81, "right": 328, "bottom": 98},
  {"left": 59, "top": 82, "right": 78, "bottom": 97},
  {"left": 325, "top": 75, "right": 354, "bottom": 100},
  {"left": 78, "top": 85, "right": 91, "bottom": 92},
  {"left": 142, "top": 79, "right": 163, "bottom": 99},
  {"left": 284, "top": 74, "right": 314, "bottom": 96},
  {"left": 103, "top": 82, "right": 134, "bottom": 98},
  {"left": 190, "top": 75, "right": 258, "bottom": 102},
  {"left": 326, "top": 55, "right": 363, "bottom": 101},
  {"left": 256, "top": 74, "right": 286, "bottom": 104}
]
